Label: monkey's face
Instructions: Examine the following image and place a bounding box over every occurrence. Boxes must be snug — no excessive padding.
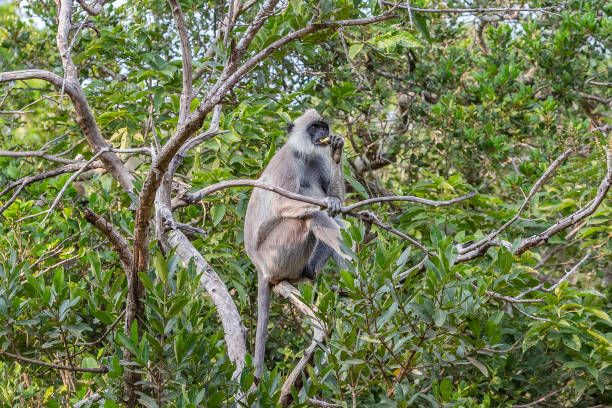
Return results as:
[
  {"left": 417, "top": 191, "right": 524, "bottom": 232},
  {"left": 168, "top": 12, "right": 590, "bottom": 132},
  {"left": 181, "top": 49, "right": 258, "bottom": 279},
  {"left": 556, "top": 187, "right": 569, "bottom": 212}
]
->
[{"left": 308, "top": 121, "right": 330, "bottom": 146}]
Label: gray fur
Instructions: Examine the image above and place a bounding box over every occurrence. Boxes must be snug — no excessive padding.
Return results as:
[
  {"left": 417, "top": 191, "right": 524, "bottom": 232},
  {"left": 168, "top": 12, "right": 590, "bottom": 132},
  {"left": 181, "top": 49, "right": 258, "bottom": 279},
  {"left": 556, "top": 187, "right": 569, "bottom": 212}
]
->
[{"left": 244, "top": 109, "right": 345, "bottom": 377}]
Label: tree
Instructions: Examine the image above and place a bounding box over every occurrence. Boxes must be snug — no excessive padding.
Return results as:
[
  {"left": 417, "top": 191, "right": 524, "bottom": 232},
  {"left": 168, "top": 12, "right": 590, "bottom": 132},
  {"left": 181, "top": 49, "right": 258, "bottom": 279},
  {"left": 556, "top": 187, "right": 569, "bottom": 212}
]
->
[{"left": 0, "top": 0, "right": 610, "bottom": 407}]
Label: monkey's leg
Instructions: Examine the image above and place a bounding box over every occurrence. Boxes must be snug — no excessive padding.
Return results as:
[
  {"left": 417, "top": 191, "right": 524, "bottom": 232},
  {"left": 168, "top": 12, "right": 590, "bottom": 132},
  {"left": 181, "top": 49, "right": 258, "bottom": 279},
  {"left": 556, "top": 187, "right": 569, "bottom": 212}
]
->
[
  {"left": 254, "top": 271, "right": 271, "bottom": 378},
  {"left": 303, "top": 240, "right": 335, "bottom": 279}
]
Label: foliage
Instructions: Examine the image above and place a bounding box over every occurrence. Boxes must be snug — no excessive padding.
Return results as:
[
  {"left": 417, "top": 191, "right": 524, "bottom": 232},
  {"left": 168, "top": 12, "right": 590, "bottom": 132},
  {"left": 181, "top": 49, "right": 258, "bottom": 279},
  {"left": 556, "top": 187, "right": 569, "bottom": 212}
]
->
[{"left": 0, "top": 0, "right": 611, "bottom": 407}]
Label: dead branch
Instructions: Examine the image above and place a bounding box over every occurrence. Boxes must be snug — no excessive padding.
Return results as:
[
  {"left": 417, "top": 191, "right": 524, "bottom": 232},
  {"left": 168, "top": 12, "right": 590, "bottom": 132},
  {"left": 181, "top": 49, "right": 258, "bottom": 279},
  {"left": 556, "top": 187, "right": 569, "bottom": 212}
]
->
[
  {"left": 76, "top": 0, "right": 110, "bottom": 15},
  {"left": 273, "top": 281, "right": 327, "bottom": 408},
  {"left": 0, "top": 69, "right": 133, "bottom": 192},
  {"left": 82, "top": 208, "right": 133, "bottom": 272},
  {"left": 0, "top": 149, "right": 81, "bottom": 165},
  {"left": 0, "top": 161, "right": 105, "bottom": 217},
  {"left": 461, "top": 149, "right": 572, "bottom": 255},
  {"left": 381, "top": 2, "right": 560, "bottom": 14},
  {"left": 0, "top": 350, "right": 108, "bottom": 373},
  {"left": 168, "top": 0, "right": 193, "bottom": 126},
  {"left": 515, "top": 145, "right": 611, "bottom": 255}
]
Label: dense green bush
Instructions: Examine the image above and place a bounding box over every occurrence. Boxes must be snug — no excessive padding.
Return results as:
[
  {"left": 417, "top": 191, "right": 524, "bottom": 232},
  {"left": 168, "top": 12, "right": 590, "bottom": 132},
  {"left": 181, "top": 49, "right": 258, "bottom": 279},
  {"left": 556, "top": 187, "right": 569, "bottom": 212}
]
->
[{"left": 0, "top": 0, "right": 610, "bottom": 406}]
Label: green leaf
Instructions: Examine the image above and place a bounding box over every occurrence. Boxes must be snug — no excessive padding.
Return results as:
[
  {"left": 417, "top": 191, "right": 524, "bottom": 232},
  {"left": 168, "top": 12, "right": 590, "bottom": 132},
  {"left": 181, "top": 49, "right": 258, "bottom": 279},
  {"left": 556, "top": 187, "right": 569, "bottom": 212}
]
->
[
  {"left": 154, "top": 251, "right": 168, "bottom": 284},
  {"left": 348, "top": 43, "right": 364, "bottom": 60},
  {"left": 466, "top": 356, "right": 488, "bottom": 377},
  {"left": 434, "top": 309, "right": 447, "bottom": 327},
  {"left": 584, "top": 307, "right": 611, "bottom": 323},
  {"left": 211, "top": 203, "right": 226, "bottom": 226}
]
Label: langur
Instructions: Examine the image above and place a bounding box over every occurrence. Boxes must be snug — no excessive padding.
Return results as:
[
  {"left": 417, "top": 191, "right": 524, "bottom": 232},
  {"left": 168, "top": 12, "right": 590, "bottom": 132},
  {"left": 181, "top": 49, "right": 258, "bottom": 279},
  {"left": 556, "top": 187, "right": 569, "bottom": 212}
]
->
[{"left": 244, "top": 109, "right": 346, "bottom": 377}]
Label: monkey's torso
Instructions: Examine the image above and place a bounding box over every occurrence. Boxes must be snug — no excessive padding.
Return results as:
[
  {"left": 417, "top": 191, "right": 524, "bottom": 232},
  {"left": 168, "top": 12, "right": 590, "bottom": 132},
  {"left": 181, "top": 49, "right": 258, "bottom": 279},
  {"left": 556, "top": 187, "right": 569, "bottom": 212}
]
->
[{"left": 244, "top": 144, "right": 334, "bottom": 283}]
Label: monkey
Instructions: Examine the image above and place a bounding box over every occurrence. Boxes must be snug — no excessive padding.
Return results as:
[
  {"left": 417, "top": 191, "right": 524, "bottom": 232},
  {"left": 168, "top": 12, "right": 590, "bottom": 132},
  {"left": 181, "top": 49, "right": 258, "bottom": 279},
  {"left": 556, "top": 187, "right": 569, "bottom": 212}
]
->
[{"left": 244, "top": 109, "right": 346, "bottom": 378}]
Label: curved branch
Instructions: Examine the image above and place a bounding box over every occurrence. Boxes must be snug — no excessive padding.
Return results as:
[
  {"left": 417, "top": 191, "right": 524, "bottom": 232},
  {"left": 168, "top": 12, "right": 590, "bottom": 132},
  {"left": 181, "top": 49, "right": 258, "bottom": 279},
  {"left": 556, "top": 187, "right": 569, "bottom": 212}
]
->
[
  {"left": 0, "top": 161, "right": 105, "bottom": 216},
  {"left": 83, "top": 208, "right": 133, "bottom": 272},
  {"left": 460, "top": 149, "right": 572, "bottom": 255},
  {"left": 0, "top": 350, "right": 108, "bottom": 373},
  {"left": 0, "top": 149, "right": 81, "bottom": 165},
  {"left": 172, "top": 178, "right": 475, "bottom": 212},
  {"left": 168, "top": 0, "right": 193, "bottom": 125},
  {"left": 273, "top": 281, "right": 327, "bottom": 408},
  {"left": 0, "top": 69, "right": 134, "bottom": 192},
  {"left": 515, "top": 145, "right": 612, "bottom": 255}
]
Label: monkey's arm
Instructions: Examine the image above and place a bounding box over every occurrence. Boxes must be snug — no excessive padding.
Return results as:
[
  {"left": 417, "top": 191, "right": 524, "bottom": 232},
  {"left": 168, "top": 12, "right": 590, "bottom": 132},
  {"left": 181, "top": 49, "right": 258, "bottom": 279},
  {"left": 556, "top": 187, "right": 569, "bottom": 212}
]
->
[
  {"left": 325, "top": 135, "right": 345, "bottom": 219},
  {"left": 328, "top": 135, "right": 345, "bottom": 201}
]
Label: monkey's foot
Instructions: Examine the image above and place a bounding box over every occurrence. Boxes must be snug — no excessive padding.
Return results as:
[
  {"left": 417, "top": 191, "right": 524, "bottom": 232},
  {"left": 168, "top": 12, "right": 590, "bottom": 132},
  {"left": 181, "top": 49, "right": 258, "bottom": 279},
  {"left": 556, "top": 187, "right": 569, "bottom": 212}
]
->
[{"left": 301, "top": 265, "right": 316, "bottom": 280}]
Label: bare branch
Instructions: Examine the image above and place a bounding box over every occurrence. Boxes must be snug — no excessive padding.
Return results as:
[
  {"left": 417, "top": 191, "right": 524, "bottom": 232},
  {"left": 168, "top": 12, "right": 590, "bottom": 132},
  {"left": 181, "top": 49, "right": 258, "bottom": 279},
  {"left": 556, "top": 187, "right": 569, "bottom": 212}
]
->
[
  {"left": 461, "top": 149, "right": 572, "bottom": 255},
  {"left": 0, "top": 69, "right": 134, "bottom": 192},
  {"left": 168, "top": 0, "right": 193, "bottom": 125},
  {"left": 518, "top": 251, "right": 591, "bottom": 299},
  {"left": 545, "top": 251, "right": 590, "bottom": 292},
  {"left": 74, "top": 392, "right": 103, "bottom": 408},
  {"left": 0, "top": 161, "right": 105, "bottom": 217},
  {"left": 173, "top": 178, "right": 475, "bottom": 212},
  {"left": 381, "top": 2, "right": 560, "bottom": 14},
  {"left": 0, "top": 149, "right": 81, "bottom": 165},
  {"left": 353, "top": 210, "right": 433, "bottom": 255},
  {"left": 304, "top": 398, "right": 342, "bottom": 408},
  {"left": 273, "top": 281, "right": 327, "bottom": 408},
  {"left": 344, "top": 191, "right": 477, "bottom": 212},
  {"left": 0, "top": 350, "right": 108, "bottom": 373},
  {"left": 76, "top": 0, "right": 109, "bottom": 16},
  {"left": 38, "top": 148, "right": 109, "bottom": 225},
  {"left": 82, "top": 208, "right": 134, "bottom": 272},
  {"left": 515, "top": 145, "right": 611, "bottom": 255},
  {"left": 0, "top": 110, "right": 33, "bottom": 114},
  {"left": 0, "top": 161, "right": 103, "bottom": 197},
  {"left": 511, "top": 303, "right": 552, "bottom": 322}
]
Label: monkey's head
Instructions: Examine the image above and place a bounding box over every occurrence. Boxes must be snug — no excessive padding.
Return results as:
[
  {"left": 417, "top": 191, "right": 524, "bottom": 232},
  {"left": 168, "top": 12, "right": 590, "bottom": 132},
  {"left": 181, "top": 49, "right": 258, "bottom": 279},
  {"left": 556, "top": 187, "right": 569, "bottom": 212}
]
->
[{"left": 286, "top": 109, "right": 331, "bottom": 155}]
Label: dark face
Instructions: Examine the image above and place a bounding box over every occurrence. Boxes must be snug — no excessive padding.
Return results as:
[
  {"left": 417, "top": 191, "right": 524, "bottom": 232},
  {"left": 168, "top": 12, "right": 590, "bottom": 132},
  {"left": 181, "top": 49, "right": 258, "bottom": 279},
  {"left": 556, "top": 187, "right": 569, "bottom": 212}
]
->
[{"left": 308, "top": 121, "right": 329, "bottom": 146}]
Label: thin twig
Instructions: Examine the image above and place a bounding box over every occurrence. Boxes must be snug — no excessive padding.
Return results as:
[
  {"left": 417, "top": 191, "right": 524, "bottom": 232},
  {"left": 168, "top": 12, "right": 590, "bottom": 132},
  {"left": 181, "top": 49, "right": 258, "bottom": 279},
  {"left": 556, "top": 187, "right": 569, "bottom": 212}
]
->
[
  {"left": 461, "top": 149, "right": 572, "bottom": 254},
  {"left": 0, "top": 350, "right": 108, "bottom": 373},
  {"left": 38, "top": 148, "right": 109, "bottom": 226}
]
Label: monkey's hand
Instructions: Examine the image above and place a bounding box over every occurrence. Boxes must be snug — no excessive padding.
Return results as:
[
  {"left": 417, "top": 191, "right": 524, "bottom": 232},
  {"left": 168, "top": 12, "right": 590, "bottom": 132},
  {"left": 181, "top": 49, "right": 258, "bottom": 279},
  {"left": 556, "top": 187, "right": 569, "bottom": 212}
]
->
[
  {"left": 325, "top": 196, "right": 342, "bottom": 217},
  {"left": 329, "top": 134, "right": 344, "bottom": 163}
]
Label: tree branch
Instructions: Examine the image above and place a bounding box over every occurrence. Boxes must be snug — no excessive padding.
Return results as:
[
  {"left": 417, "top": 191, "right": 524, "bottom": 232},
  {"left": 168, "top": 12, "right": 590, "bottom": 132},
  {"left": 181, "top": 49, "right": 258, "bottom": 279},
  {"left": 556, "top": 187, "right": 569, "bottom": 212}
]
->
[
  {"left": 82, "top": 208, "right": 133, "bottom": 272},
  {"left": 381, "top": 2, "right": 559, "bottom": 14},
  {"left": 515, "top": 145, "right": 611, "bottom": 255},
  {"left": 0, "top": 69, "right": 134, "bottom": 192},
  {"left": 0, "top": 350, "right": 108, "bottom": 373},
  {"left": 0, "top": 161, "right": 105, "bottom": 217},
  {"left": 460, "top": 149, "right": 573, "bottom": 255},
  {"left": 0, "top": 149, "right": 81, "bottom": 165},
  {"left": 168, "top": 0, "right": 193, "bottom": 126},
  {"left": 273, "top": 281, "right": 327, "bottom": 408}
]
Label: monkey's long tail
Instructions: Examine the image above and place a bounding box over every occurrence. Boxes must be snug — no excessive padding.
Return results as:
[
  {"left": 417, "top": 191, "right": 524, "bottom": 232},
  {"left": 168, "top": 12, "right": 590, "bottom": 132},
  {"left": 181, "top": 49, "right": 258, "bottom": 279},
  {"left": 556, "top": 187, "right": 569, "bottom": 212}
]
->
[{"left": 254, "top": 271, "right": 271, "bottom": 379}]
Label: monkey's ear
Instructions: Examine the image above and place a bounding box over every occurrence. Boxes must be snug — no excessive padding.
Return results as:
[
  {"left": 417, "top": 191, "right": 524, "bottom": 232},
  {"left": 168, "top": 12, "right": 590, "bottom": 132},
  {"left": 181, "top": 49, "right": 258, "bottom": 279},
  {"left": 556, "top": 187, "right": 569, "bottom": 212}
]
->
[{"left": 286, "top": 122, "right": 294, "bottom": 133}]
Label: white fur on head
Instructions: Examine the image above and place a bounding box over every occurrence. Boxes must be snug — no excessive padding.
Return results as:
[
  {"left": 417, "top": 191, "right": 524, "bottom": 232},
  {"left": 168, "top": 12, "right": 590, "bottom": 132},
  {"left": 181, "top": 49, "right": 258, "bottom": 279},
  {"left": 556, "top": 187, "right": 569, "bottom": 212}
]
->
[{"left": 287, "top": 109, "right": 329, "bottom": 156}]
